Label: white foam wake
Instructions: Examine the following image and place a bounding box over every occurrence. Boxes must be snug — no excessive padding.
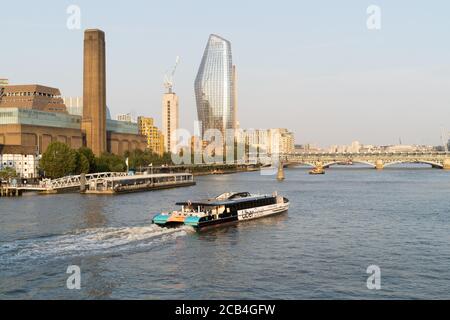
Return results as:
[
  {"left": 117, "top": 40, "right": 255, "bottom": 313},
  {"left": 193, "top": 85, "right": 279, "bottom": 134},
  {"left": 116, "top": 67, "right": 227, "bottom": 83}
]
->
[{"left": 0, "top": 225, "right": 193, "bottom": 267}]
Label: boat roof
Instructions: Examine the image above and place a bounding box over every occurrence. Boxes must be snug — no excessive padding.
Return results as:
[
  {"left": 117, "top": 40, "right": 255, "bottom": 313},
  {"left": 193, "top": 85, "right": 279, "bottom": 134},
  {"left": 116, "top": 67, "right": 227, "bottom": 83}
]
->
[
  {"left": 176, "top": 193, "right": 275, "bottom": 207},
  {"left": 100, "top": 173, "right": 192, "bottom": 182}
]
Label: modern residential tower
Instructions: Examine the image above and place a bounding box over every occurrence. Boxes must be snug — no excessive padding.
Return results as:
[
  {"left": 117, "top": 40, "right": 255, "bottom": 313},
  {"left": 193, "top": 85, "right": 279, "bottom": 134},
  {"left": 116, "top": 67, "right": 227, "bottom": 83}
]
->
[
  {"left": 195, "top": 34, "right": 236, "bottom": 136},
  {"left": 162, "top": 92, "right": 178, "bottom": 154},
  {"left": 162, "top": 57, "right": 179, "bottom": 154}
]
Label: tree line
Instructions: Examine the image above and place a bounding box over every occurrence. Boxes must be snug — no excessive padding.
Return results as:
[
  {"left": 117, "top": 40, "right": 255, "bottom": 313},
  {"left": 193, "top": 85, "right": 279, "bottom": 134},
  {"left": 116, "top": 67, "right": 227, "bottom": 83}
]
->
[{"left": 40, "top": 141, "right": 173, "bottom": 179}]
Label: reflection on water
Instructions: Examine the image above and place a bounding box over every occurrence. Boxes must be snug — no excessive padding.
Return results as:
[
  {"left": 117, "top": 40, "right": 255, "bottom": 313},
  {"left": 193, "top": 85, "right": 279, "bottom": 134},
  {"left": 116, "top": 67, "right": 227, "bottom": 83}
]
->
[
  {"left": 0, "top": 167, "right": 449, "bottom": 299},
  {"left": 82, "top": 197, "right": 108, "bottom": 229}
]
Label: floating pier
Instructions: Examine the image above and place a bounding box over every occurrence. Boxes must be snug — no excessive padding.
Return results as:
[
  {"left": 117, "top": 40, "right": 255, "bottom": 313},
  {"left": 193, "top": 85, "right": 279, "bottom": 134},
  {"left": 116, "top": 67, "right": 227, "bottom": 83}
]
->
[
  {"left": 0, "top": 186, "right": 23, "bottom": 197},
  {"left": 83, "top": 173, "right": 196, "bottom": 195}
]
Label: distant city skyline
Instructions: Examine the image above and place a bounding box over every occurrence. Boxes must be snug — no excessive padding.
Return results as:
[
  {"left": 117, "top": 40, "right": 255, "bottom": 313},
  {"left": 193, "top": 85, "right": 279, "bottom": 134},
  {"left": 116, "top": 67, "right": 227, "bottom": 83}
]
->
[{"left": 1, "top": 1, "right": 450, "bottom": 146}]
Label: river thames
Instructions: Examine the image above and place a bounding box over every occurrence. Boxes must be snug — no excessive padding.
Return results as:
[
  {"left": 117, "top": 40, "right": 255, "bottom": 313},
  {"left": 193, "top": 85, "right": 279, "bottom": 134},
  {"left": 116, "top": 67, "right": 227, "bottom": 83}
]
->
[{"left": 1, "top": 166, "right": 449, "bottom": 299}]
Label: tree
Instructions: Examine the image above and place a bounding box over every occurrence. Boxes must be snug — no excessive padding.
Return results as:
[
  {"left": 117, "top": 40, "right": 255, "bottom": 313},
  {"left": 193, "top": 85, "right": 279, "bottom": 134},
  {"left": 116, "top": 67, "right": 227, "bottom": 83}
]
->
[
  {"left": 95, "top": 152, "right": 126, "bottom": 172},
  {"left": 0, "top": 167, "right": 18, "bottom": 180},
  {"left": 78, "top": 147, "right": 96, "bottom": 173},
  {"left": 40, "top": 142, "right": 77, "bottom": 178},
  {"left": 123, "top": 149, "right": 174, "bottom": 170},
  {"left": 159, "top": 152, "right": 174, "bottom": 166},
  {"left": 124, "top": 149, "right": 146, "bottom": 170},
  {"left": 75, "top": 151, "right": 90, "bottom": 174}
]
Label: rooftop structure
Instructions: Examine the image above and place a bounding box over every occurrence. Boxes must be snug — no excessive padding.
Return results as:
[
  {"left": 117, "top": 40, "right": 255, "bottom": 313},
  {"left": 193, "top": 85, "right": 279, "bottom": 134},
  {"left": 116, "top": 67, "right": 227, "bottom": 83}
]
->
[{"left": 0, "top": 84, "right": 68, "bottom": 113}]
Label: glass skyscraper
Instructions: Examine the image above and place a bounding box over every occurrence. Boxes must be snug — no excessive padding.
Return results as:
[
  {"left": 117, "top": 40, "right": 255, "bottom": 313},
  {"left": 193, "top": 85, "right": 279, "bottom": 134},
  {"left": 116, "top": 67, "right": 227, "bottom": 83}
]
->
[{"left": 195, "top": 34, "right": 235, "bottom": 136}]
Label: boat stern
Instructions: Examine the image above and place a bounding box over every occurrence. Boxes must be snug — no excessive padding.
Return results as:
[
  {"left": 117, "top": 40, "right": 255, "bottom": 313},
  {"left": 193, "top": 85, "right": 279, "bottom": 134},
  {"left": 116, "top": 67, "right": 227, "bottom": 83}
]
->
[{"left": 152, "top": 214, "right": 170, "bottom": 226}]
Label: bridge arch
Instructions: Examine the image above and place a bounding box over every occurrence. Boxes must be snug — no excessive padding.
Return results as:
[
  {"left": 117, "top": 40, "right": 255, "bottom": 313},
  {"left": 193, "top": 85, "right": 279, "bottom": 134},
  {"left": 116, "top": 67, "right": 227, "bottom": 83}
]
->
[
  {"left": 285, "top": 162, "right": 316, "bottom": 168},
  {"left": 322, "top": 160, "right": 376, "bottom": 168},
  {"left": 383, "top": 160, "right": 443, "bottom": 169}
]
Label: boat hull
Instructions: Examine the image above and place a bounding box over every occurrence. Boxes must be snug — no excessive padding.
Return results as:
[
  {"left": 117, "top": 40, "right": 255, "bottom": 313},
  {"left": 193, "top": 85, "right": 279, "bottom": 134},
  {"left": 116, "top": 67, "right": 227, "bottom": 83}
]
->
[
  {"left": 187, "top": 202, "right": 290, "bottom": 230},
  {"left": 152, "top": 214, "right": 184, "bottom": 228}
]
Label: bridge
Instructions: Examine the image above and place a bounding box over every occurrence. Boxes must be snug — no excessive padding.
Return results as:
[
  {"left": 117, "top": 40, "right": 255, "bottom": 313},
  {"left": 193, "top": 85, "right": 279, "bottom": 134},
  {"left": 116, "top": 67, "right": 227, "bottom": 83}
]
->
[{"left": 283, "top": 151, "right": 450, "bottom": 170}]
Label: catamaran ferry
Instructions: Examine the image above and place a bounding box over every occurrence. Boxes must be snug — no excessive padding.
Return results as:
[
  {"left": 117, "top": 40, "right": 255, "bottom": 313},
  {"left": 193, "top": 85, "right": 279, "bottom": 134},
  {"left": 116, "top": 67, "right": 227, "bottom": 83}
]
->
[{"left": 152, "top": 192, "right": 289, "bottom": 230}]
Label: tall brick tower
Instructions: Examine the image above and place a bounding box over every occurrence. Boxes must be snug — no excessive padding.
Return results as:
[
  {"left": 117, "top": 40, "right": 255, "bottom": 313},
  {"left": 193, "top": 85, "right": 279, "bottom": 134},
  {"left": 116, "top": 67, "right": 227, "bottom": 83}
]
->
[{"left": 82, "top": 29, "right": 106, "bottom": 156}]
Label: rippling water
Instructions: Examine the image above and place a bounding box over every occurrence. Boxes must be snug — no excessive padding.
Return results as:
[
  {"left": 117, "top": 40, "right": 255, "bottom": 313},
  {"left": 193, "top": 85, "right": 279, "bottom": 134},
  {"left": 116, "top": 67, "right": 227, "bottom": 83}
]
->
[{"left": 1, "top": 166, "right": 449, "bottom": 299}]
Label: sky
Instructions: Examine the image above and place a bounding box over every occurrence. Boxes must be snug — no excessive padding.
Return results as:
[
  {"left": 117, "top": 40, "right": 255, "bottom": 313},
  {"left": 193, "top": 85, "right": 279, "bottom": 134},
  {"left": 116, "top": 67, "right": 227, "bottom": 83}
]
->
[{"left": 1, "top": 0, "right": 450, "bottom": 147}]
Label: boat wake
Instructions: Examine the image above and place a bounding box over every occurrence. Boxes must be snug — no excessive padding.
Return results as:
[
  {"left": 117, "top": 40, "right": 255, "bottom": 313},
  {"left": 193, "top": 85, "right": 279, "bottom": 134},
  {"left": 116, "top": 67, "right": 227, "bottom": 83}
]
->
[{"left": 0, "top": 225, "right": 193, "bottom": 268}]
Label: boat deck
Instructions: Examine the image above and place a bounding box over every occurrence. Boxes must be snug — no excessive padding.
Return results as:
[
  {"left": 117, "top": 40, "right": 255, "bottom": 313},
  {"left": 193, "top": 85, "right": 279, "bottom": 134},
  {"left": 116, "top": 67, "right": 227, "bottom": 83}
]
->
[{"left": 84, "top": 173, "right": 196, "bottom": 195}]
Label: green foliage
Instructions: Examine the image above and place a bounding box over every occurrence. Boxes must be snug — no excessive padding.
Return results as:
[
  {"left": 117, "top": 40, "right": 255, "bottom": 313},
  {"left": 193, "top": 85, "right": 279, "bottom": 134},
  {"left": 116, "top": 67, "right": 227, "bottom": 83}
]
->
[
  {"left": 124, "top": 149, "right": 173, "bottom": 170},
  {"left": 38, "top": 144, "right": 173, "bottom": 179},
  {"left": 40, "top": 142, "right": 77, "bottom": 178},
  {"left": 95, "top": 152, "right": 126, "bottom": 172},
  {"left": 77, "top": 147, "right": 96, "bottom": 173},
  {"left": 0, "top": 167, "right": 18, "bottom": 180},
  {"left": 75, "top": 152, "right": 90, "bottom": 174}
]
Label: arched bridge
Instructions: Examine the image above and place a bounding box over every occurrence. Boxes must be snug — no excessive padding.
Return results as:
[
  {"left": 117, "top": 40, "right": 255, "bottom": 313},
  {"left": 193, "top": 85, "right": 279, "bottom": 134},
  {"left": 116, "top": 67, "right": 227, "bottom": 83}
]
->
[{"left": 283, "top": 151, "right": 450, "bottom": 170}]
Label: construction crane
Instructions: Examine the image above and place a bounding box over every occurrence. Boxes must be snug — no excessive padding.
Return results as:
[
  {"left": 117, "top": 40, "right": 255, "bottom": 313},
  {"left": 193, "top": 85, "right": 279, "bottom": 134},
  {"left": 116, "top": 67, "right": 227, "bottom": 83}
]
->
[{"left": 164, "top": 56, "right": 180, "bottom": 94}]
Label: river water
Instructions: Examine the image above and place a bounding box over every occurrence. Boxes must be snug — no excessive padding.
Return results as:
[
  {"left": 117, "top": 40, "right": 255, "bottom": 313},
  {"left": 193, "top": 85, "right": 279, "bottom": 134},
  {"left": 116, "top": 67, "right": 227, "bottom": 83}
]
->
[{"left": 0, "top": 166, "right": 449, "bottom": 299}]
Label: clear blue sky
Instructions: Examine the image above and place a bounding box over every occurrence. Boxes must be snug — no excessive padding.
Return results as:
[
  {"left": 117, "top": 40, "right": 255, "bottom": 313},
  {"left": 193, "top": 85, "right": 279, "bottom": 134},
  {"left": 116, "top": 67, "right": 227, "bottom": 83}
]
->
[{"left": 1, "top": 0, "right": 450, "bottom": 146}]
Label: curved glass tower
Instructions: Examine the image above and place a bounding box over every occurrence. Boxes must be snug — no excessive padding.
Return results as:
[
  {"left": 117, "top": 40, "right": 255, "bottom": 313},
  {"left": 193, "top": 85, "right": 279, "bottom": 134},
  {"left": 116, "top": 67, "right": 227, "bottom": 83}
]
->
[{"left": 195, "top": 34, "right": 235, "bottom": 136}]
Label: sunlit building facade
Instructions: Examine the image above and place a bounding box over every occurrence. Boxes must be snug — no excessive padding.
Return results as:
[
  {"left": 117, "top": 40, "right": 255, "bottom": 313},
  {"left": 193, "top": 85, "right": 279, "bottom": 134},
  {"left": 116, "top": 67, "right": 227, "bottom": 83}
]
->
[
  {"left": 162, "top": 92, "right": 178, "bottom": 154},
  {"left": 137, "top": 116, "right": 164, "bottom": 156},
  {"left": 195, "top": 34, "right": 235, "bottom": 136}
]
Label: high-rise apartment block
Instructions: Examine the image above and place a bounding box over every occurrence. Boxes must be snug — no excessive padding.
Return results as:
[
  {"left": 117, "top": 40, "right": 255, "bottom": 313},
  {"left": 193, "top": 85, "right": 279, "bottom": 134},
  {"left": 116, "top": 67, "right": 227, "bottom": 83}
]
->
[
  {"left": 162, "top": 92, "right": 178, "bottom": 154},
  {"left": 138, "top": 116, "right": 164, "bottom": 156}
]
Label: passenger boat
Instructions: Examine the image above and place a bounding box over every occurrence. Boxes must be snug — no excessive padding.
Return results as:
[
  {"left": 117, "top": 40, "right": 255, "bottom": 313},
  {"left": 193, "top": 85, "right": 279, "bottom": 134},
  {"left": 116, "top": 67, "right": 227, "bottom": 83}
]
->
[
  {"left": 309, "top": 167, "right": 325, "bottom": 175},
  {"left": 152, "top": 192, "right": 289, "bottom": 230}
]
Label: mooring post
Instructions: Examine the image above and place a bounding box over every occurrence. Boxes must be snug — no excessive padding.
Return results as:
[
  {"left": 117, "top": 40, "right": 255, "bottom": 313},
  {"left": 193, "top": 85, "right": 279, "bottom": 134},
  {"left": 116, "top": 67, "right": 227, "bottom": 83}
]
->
[
  {"left": 277, "top": 158, "right": 285, "bottom": 181},
  {"left": 80, "top": 173, "right": 86, "bottom": 193}
]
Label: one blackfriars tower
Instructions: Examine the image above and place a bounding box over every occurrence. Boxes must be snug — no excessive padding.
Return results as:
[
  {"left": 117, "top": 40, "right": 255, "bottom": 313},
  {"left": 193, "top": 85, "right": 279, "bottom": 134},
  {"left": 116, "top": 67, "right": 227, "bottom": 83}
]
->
[{"left": 195, "top": 34, "right": 236, "bottom": 137}]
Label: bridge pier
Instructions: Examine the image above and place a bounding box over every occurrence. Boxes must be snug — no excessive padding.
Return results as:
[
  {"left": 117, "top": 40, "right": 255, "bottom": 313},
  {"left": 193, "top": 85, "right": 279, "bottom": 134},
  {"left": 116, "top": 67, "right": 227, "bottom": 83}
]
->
[
  {"left": 443, "top": 158, "right": 450, "bottom": 170},
  {"left": 375, "top": 160, "right": 384, "bottom": 170},
  {"left": 314, "top": 161, "right": 324, "bottom": 170},
  {"left": 277, "top": 161, "right": 285, "bottom": 181}
]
